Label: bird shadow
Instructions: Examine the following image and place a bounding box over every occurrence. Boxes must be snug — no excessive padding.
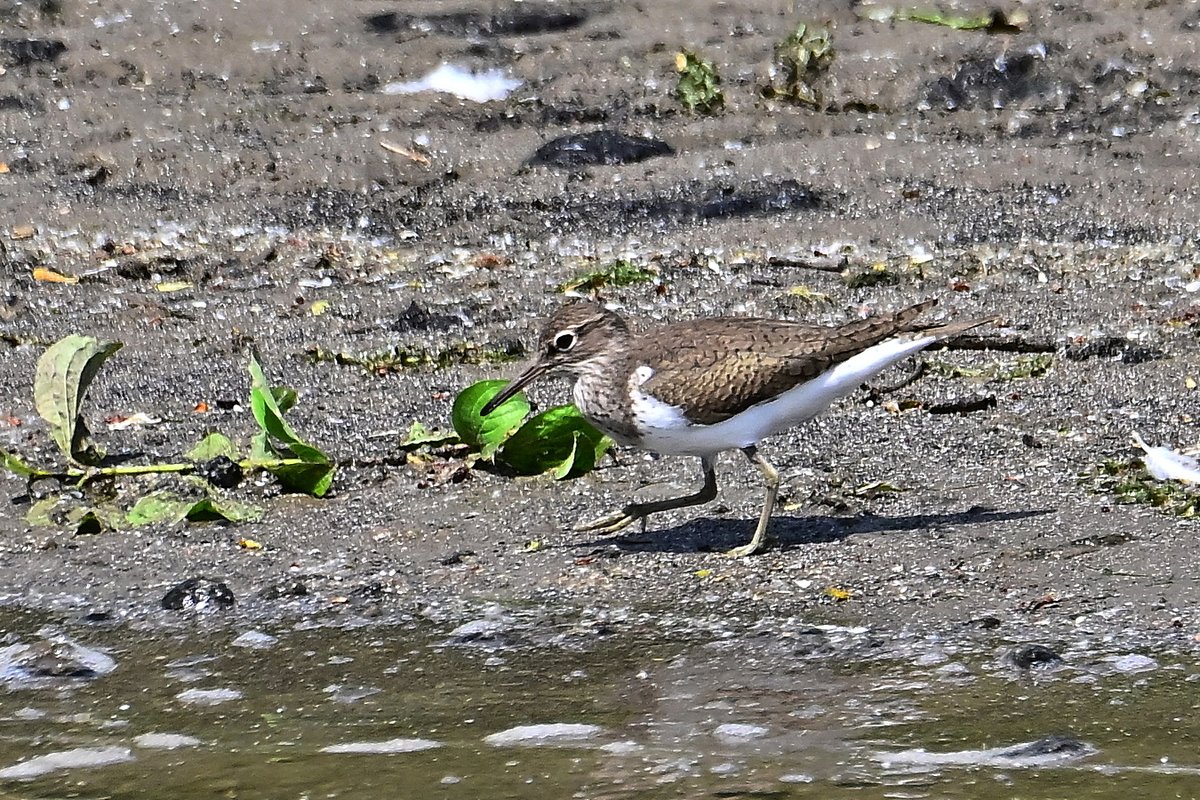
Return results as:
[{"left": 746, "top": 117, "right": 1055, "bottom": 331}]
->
[{"left": 575, "top": 506, "right": 1053, "bottom": 555}]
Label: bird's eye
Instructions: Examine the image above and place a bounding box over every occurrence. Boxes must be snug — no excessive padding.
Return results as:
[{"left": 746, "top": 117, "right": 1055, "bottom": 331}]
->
[{"left": 552, "top": 331, "right": 576, "bottom": 352}]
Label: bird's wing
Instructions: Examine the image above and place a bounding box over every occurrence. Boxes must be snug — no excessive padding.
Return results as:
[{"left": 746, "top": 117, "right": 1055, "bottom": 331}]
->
[{"left": 635, "top": 301, "right": 947, "bottom": 424}]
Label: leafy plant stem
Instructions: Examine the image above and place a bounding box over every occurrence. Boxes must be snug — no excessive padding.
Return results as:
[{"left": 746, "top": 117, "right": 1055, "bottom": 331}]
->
[{"left": 28, "top": 458, "right": 323, "bottom": 487}]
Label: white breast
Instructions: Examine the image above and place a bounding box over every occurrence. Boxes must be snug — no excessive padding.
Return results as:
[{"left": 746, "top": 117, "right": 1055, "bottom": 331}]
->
[{"left": 631, "top": 333, "right": 941, "bottom": 457}]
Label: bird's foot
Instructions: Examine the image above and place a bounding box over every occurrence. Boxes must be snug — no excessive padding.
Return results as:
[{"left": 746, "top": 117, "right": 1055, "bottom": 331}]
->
[
  {"left": 724, "top": 541, "right": 765, "bottom": 558},
  {"left": 575, "top": 505, "right": 645, "bottom": 535}
]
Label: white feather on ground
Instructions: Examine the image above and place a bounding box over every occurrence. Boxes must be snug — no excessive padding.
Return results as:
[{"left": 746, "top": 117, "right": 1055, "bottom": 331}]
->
[{"left": 1132, "top": 432, "right": 1200, "bottom": 484}]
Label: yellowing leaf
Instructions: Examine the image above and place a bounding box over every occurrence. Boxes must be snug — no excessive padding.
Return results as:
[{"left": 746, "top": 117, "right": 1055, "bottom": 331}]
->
[
  {"left": 310, "top": 299, "right": 330, "bottom": 316},
  {"left": 826, "top": 586, "right": 852, "bottom": 601},
  {"left": 33, "top": 267, "right": 79, "bottom": 284},
  {"left": 238, "top": 538, "right": 263, "bottom": 550},
  {"left": 524, "top": 539, "right": 543, "bottom": 552},
  {"left": 694, "top": 568, "right": 713, "bottom": 579}
]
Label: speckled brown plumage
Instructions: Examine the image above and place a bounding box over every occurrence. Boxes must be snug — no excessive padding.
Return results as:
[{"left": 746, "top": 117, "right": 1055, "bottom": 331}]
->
[
  {"left": 631, "top": 299, "right": 939, "bottom": 424},
  {"left": 480, "top": 298, "right": 996, "bottom": 556}
]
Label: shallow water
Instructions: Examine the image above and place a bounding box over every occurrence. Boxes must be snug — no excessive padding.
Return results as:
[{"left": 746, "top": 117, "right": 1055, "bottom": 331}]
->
[{"left": 0, "top": 608, "right": 1197, "bottom": 799}]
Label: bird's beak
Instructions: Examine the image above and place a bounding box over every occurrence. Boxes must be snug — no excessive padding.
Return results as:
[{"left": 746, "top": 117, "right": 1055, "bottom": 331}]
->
[{"left": 480, "top": 359, "right": 551, "bottom": 415}]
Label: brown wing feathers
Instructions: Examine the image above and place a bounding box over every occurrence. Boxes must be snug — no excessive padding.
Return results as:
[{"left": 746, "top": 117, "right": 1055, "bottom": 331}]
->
[{"left": 636, "top": 300, "right": 965, "bottom": 425}]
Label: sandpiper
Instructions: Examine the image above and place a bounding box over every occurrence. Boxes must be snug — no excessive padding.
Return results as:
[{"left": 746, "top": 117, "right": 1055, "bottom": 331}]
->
[{"left": 481, "top": 299, "right": 993, "bottom": 556}]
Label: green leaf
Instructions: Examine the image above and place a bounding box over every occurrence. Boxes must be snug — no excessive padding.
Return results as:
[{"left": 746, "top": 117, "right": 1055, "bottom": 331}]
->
[
  {"left": 452, "top": 380, "right": 530, "bottom": 456},
  {"left": 186, "top": 432, "right": 238, "bottom": 462},
  {"left": 67, "top": 504, "right": 124, "bottom": 534},
  {"left": 556, "top": 259, "right": 658, "bottom": 294},
  {"left": 249, "top": 431, "right": 275, "bottom": 463},
  {"left": 126, "top": 492, "right": 193, "bottom": 526},
  {"left": 499, "top": 405, "right": 611, "bottom": 479},
  {"left": 399, "top": 420, "right": 461, "bottom": 449},
  {"left": 247, "top": 351, "right": 336, "bottom": 495},
  {"left": 185, "top": 496, "right": 263, "bottom": 523},
  {"left": 33, "top": 334, "right": 123, "bottom": 465},
  {"left": 249, "top": 353, "right": 306, "bottom": 447},
  {"left": 127, "top": 492, "right": 264, "bottom": 525},
  {"left": 675, "top": 49, "right": 724, "bottom": 115},
  {"left": 265, "top": 461, "right": 336, "bottom": 497},
  {"left": 25, "top": 495, "right": 62, "bottom": 526},
  {"left": 272, "top": 386, "right": 298, "bottom": 414},
  {"left": 1, "top": 448, "right": 42, "bottom": 478}
]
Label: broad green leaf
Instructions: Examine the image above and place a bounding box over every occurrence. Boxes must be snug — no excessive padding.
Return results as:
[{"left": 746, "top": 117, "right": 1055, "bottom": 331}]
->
[
  {"left": 185, "top": 496, "right": 262, "bottom": 523},
  {"left": 1, "top": 448, "right": 42, "bottom": 478},
  {"left": 249, "top": 431, "right": 275, "bottom": 463},
  {"left": 452, "top": 380, "right": 529, "bottom": 456},
  {"left": 265, "top": 461, "right": 336, "bottom": 497},
  {"left": 34, "top": 335, "right": 123, "bottom": 465},
  {"left": 67, "top": 504, "right": 124, "bottom": 534},
  {"left": 272, "top": 386, "right": 298, "bottom": 415},
  {"left": 128, "top": 492, "right": 264, "bottom": 525},
  {"left": 186, "top": 432, "right": 238, "bottom": 462},
  {"left": 127, "top": 492, "right": 193, "bottom": 526},
  {"left": 247, "top": 351, "right": 335, "bottom": 495},
  {"left": 399, "top": 420, "right": 461, "bottom": 449},
  {"left": 248, "top": 352, "right": 306, "bottom": 447},
  {"left": 500, "top": 404, "right": 611, "bottom": 480},
  {"left": 25, "top": 495, "right": 62, "bottom": 526}
]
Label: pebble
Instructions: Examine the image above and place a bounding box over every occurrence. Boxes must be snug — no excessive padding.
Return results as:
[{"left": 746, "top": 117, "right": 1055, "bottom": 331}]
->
[
  {"left": 0, "top": 746, "right": 133, "bottom": 780},
  {"left": 175, "top": 688, "right": 243, "bottom": 706},
  {"left": 133, "top": 733, "right": 201, "bottom": 749},
  {"left": 713, "top": 723, "right": 769, "bottom": 741},
  {"left": 483, "top": 723, "right": 604, "bottom": 747},
  {"left": 232, "top": 631, "right": 278, "bottom": 649},
  {"left": 321, "top": 738, "right": 442, "bottom": 754}
]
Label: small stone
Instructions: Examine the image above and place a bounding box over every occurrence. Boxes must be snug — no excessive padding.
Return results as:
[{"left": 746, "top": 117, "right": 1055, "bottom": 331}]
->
[
  {"left": 175, "top": 688, "right": 242, "bottom": 706},
  {"left": 162, "top": 577, "right": 235, "bottom": 612},
  {"left": 483, "top": 723, "right": 603, "bottom": 747},
  {"left": 232, "top": 631, "right": 278, "bottom": 649},
  {"left": 1006, "top": 644, "right": 1062, "bottom": 669},
  {"left": 528, "top": 130, "right": 674, "bottom": 168},
  {"left": 321, "top": 738, "right": 442, "bottom": 754},
  {"left": 133, "top": 733, "right": 201, "bottom": 749},
  {"left": 0, "top": 747, "right": 133, "bottom": 780},
  {"left": 713, "top": 723, "right": 769, "bottom": 741},
  {"left": 1103, "top": 654, "right": 1157, "bottom": 674}
]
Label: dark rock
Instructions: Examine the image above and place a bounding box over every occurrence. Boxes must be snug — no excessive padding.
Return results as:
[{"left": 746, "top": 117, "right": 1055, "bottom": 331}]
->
[
  {"left": 1006, "top": 643, "right": 1062, "bottom": 669},
  {"left": 924, "top": 52, "right": 1076, "bottom": 112},
  {"left": 0, "top": 94, "right": 43, "bottom": 113},
  {"left": 0, "top": 38, "right": 66, "bottom": 66},
  {"left": 997, "top": 734, "right": 1091, "bottom": 759},
  {"left": 197, "top": 455, "right": 243, "bottom": 489},
  {"left": 364, "top": 7, "right": 588, "bottom": 37},
  {"left": 528, "top": 130, "right": 674, "bottom": 168},
  {"left": 391, "top": 300, "right": 462, "bottom": 333},
  {"left": 789, "top": 627, "right": 834, "bottom": 657},
  {"left": 1064, "top": 335, "right": 1165, "bottom": 363},
  {"left": 0, "top": 638, "right": 117, "bottom": 683},
  {"left": 258, "top": 579, "right": 308, "bottom": 600},
  {"left": 162, "top": 577, "right": 236, "bottom": 611}
]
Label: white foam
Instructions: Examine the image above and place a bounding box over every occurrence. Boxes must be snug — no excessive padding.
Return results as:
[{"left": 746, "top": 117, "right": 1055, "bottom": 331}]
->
[{"left": 382, "top": 64, "right": 521, "bottom": 103}]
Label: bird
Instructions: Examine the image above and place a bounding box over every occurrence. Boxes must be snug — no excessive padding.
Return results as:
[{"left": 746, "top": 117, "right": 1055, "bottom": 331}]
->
[{"left": 480, "top": 299, "right": 994, "bottom": 556}]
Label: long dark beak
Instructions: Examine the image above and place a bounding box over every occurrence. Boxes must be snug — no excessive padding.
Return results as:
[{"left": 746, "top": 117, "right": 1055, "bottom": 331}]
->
[{"left": 480, "top": 359, "right": 551, "bottom": 415}]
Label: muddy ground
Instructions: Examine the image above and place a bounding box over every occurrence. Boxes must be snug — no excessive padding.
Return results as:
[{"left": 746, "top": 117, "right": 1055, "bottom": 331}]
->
[{"left": 1, "top": 0, "right": 1199, "bottom": 651}]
